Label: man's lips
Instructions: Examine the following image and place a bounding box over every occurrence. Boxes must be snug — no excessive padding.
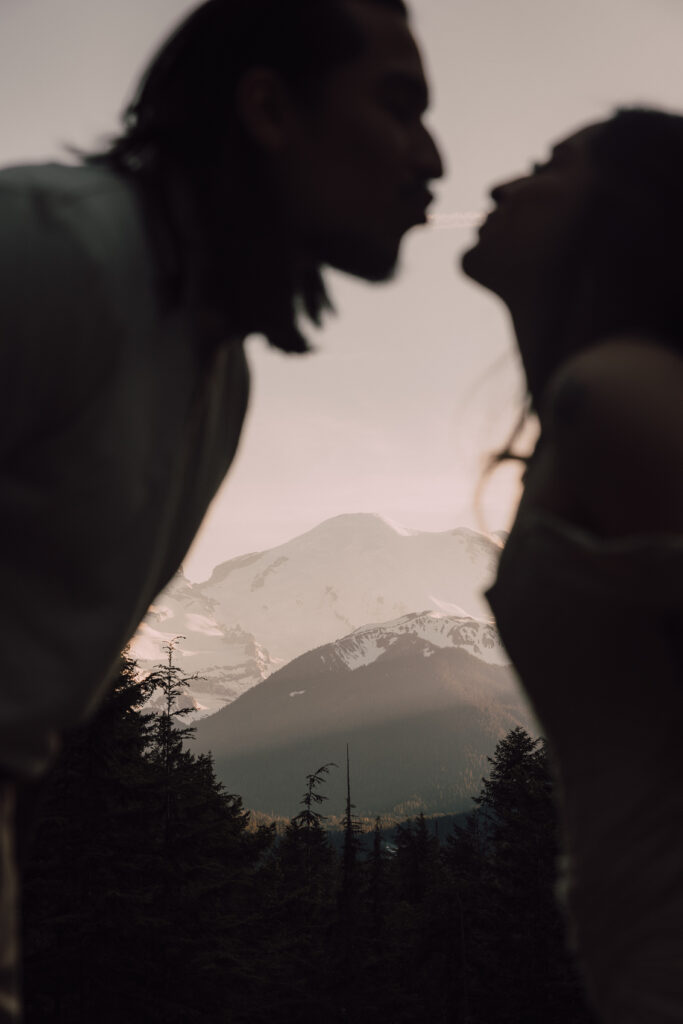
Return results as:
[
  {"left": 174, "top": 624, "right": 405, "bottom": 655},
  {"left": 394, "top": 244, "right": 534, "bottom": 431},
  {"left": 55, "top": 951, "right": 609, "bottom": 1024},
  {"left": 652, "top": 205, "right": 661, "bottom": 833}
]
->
[{"left": 401, "top": 186, "right": 435, "bottom": 223}]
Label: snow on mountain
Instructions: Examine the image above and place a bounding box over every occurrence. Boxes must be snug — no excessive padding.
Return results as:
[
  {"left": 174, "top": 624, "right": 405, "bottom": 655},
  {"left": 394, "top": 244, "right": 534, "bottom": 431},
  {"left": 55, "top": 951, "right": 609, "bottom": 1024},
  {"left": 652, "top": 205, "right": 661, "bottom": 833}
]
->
[
  {"left": 196, "top": 513, "right": 502, "bottom": 663},
  {"left": 329, "top": 611, "right": 508, "bottom": 672},
  {"left": 130, "top": 514, "right": 505, "bottom": 716},
  {"left": 129, "top": 568, "right": 278, "bottom": 717}
]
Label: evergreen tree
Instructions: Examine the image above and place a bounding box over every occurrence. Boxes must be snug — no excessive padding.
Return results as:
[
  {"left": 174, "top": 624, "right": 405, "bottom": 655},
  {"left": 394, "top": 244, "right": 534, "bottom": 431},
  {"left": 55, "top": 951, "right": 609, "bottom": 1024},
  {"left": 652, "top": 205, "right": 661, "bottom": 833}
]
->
[
  {"left": 442, "top": 809, "right": 489, "bottom": 1022},
  {"left": 264, "top": 764, "right": 338, "bottom": 1024},
  {"left": 143, "top": 635, "right": 195, "bottom": 839},
  {"left": 283, "top": 761, "right": 337, "bottom": 887},
  {"left": 332, "top": 747, "right": 366, "bottom": 1020},
  {"left": 23, "top": 678, "right": 598, "bottom": 1024},
  {"left": 22, "top": 647, "right": 273, "bottom": 1024},
  {"left": 22, "top": 652, "right": 159, "bottom": 1022},
  {"left": 468, "top": 727, "right": 593, "bottom": 1024},
  {"left": 394, "top": 813, "right": 439, "bottom": 905},
  {"left": 366, "top": 815, "right": 389, "bottom": 950},
  {"left": 348, "top": 816, "right": 394, "bottom": 1024},
  {"left": 140, "top": 637, "right": 273, "bottom": 1023},
  {"left": 338, "top": 746, "right": 363, "bottom": 925}
]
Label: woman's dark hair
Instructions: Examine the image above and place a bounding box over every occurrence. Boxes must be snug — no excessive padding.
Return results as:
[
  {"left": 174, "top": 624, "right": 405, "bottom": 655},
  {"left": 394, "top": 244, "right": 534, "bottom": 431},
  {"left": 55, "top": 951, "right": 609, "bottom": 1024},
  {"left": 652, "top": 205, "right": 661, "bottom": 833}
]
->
[
  {"left": 577, "top": 108, "right": 683, "bottom": 347},
  {"left": 88, "top": 0, "right": 408, "bottom": 353},
  {"left": 491, "top": 106, "right": 683, "bottom": 468},
  {"left": 530, "top": 107, "right": 683, "bottom": 395}
]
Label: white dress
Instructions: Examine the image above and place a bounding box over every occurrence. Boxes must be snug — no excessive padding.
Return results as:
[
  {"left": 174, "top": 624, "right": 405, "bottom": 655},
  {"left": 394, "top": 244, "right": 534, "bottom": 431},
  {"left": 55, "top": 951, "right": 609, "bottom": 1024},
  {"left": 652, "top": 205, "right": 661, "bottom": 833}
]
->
[{"left": 487, "top": 510, "right": 683, "bottom": 1023}]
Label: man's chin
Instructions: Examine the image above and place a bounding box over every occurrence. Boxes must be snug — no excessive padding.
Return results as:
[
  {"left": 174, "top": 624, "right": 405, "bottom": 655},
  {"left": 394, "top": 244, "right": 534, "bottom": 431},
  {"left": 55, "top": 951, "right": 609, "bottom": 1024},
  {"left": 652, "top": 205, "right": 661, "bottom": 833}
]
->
[
  {"left": 300, "top": 223, "right": 403, "bottom": 282},
  {"left": 326, "top": 242, "right": 400, "bottom": 283}
]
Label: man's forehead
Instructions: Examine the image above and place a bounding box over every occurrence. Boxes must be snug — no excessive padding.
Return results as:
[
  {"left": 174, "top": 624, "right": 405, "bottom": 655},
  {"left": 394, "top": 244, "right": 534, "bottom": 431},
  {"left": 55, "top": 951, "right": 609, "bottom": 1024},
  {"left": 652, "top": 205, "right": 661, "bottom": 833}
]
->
[{"left": 344, "top": 2, "right": 429, "bottom": 91}]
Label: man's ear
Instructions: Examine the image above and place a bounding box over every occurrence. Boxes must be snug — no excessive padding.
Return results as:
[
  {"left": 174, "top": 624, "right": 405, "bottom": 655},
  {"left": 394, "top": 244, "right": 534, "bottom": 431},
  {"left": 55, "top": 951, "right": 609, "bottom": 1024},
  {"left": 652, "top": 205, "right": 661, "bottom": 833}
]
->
[{"left": 235, "top": 66, "right": 296, "bottom": 152}]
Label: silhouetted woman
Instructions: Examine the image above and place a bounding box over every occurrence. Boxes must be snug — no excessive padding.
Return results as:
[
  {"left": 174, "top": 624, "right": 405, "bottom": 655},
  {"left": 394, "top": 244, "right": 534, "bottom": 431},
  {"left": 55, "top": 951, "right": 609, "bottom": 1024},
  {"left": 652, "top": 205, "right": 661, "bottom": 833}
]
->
[{"left": 462, "top": 108, "right": 683, "bottom": 1023}]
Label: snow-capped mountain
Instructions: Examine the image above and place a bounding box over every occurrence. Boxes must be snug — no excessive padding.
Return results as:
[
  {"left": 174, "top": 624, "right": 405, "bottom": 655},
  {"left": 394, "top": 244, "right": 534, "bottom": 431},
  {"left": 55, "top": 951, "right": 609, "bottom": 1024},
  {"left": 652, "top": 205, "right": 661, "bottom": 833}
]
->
[
  {"left": 130, "top": 514, "right": 505, "bottom": 716},
  {"left": 329, "top": 611, "right": 509, "bottom": 672},
  {"left": 193, "top": 610, "right": 535, "bottom": 818},
  {"left": 197, "top": 514, "right": 501, "bottom": 664},
  {"left": 131, "top": 570, "right": 278, "bottom": 717}
]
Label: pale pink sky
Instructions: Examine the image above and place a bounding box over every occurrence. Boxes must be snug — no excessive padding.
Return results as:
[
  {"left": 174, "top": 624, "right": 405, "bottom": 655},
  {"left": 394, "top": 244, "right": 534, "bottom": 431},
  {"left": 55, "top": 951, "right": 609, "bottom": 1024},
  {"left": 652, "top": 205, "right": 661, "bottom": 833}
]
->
[{"left": 1, "top": 0, "right": 681, "bottom": 579}]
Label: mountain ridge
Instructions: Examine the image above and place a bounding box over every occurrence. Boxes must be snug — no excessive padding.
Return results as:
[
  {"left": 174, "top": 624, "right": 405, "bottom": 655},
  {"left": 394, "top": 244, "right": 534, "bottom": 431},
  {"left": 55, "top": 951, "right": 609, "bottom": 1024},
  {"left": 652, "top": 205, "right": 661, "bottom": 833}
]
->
[
  {"left": 131, "top": 513, "right": 506, "bottom": 717},
  {"left": 192, "top": 608, "right": 534, "bottom": 818}
]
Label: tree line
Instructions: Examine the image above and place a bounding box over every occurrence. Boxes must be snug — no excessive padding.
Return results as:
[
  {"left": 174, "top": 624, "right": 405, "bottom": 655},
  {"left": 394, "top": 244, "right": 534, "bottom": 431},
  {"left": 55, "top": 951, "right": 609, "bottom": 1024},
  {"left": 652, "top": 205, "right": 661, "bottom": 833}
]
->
[{"left": 22, "top": 651, "right": 596, "bottom": 1023}]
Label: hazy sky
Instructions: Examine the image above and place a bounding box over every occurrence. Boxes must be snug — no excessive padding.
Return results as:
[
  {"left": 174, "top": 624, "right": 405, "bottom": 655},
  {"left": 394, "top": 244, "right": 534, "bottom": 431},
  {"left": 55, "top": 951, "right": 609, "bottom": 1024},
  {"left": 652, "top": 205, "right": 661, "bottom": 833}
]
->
[{"left": 2, "top": 0, "right": 682, "bottom": 580}]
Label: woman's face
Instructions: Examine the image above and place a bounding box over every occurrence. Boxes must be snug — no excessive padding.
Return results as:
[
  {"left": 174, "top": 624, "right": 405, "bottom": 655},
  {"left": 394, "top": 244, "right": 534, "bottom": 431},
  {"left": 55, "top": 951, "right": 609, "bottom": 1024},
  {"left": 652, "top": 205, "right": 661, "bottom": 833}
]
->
[{"left": 462, "top": 125, "right": 602, "bottom": 305}]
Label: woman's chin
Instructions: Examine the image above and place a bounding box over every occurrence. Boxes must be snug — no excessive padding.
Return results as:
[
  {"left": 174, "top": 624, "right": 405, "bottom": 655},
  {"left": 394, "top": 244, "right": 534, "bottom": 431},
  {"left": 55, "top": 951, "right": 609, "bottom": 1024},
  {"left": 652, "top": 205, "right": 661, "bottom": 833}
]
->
[
  {"left": 459, "top": 246, "right": 511, "bottom": 306},
  {"left": 460, "top": 242, "right": 488, "bottom": 284}
]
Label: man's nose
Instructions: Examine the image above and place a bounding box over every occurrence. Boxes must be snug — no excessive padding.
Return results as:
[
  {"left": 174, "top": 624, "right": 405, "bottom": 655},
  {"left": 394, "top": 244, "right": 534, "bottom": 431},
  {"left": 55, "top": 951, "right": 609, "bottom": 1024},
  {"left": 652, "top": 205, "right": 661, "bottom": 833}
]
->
[{"left": 417, "top": 123, "right": 445, "bottom": 181}]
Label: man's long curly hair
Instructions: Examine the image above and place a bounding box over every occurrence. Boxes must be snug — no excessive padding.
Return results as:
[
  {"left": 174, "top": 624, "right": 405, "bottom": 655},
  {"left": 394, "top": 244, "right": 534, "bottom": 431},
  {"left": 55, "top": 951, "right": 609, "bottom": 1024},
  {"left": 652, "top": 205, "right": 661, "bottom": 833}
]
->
[{"left": 88, "top": 0, "right": 408, "bottom": 353}]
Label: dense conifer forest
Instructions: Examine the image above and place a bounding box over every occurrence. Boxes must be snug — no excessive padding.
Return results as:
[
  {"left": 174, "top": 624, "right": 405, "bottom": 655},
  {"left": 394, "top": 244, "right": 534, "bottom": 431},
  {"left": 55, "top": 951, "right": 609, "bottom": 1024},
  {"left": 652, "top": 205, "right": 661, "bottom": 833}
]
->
[{"left": 22, "top": 653, "right": 596, "bottom": 1023}]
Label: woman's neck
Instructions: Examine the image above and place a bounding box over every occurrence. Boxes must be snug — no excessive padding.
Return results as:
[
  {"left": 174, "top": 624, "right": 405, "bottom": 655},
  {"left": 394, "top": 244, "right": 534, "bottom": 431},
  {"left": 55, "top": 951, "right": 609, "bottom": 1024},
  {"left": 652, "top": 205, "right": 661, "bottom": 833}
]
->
[{"left": 509, "top": 296, "right": 581, "bottom": 411}]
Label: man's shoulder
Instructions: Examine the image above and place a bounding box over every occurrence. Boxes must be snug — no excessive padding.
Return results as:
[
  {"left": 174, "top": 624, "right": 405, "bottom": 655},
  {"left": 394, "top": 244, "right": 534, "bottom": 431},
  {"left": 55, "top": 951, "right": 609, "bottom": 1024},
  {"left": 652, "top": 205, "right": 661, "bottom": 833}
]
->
[
  {"left": 0, "top": 161, "right": 160, "bottom": 331},
  {"left": 0, "top": 161, "right": 144, "bottom": 259},
  {"left": 0, "top": 161, "right": 131, "bottom": 312},
  {"left": 0, "top": 160, "right": 127, "bottom": 206},
  {"left": 0, "top": 164, "right": 139, "bottom": 457}
]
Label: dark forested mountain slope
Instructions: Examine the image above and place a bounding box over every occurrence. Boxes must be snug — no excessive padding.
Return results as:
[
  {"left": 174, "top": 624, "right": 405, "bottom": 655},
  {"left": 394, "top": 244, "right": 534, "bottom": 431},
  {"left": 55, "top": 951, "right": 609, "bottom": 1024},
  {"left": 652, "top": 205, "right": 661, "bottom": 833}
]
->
[{"left": 193, "top": 611, "right": 536, "bottom": 817}]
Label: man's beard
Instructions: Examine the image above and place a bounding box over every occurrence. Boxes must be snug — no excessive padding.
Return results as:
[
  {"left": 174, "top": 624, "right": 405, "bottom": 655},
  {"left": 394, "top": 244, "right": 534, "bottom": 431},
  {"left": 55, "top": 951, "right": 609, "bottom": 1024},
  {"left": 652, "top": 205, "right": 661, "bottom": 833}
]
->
[{"left": 316, "top": 231, "right": 401, "bottom": 284}]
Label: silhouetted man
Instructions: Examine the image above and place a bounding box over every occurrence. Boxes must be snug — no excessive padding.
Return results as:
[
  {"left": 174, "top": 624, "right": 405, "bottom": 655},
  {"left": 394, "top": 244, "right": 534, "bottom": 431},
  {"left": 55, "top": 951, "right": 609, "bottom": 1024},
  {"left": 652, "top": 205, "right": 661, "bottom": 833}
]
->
[{"left": 0, "top": 1, "right": 441, "bottom": 1016}]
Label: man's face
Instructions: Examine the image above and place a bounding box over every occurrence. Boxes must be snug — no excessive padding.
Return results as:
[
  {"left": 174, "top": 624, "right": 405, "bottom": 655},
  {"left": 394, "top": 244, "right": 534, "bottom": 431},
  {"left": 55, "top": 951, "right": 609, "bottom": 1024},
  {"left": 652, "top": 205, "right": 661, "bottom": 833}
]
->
[{"left": 276, "top": 2, "right": 444, "bottom": 280}]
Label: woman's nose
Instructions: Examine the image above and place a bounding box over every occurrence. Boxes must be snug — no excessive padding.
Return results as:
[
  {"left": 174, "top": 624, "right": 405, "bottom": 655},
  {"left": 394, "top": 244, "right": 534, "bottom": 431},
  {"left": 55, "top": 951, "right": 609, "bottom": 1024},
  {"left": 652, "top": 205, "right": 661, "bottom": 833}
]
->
[
  {"left": 490, "top": 175, "right": 527, "bottom": 204},
  {"left": 490, "top": 182, "right": 506, "bottom": 204}
]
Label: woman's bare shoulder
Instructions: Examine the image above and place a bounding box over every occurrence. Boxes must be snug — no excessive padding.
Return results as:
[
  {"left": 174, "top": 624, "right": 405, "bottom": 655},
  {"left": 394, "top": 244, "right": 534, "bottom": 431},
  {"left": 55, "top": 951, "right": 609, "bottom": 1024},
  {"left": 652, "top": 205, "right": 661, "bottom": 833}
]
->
[
  {"left": 539, "top": 336, "right": 683, "bottom": 535},
  {"left": 547, "top": 336, "right": 682, "bottom": 426}
]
